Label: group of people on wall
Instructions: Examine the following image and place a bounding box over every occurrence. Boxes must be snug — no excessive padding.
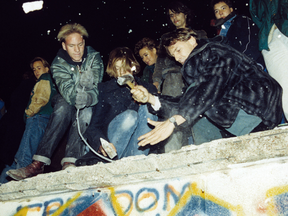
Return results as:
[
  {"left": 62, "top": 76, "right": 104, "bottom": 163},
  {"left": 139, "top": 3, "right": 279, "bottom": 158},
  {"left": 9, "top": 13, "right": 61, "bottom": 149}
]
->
[{"left": 0, "top": 0, "right": 287, "bottom": 183}]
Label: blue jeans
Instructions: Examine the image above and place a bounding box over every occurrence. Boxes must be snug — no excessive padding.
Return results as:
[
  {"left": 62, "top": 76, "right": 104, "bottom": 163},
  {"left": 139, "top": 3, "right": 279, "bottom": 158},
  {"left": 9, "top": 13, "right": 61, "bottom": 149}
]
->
[
  {"left": 107, "top": 105, "right": 157, "bottom": 159},
  {"left": 0, "top": 114, "right": 50, "bottom": 183},
  {"left": 192, "top": 109, "right": 262, "bottom": 145},
  {"left": 32, "top": 94, "right": 92, "bottom": 166}
]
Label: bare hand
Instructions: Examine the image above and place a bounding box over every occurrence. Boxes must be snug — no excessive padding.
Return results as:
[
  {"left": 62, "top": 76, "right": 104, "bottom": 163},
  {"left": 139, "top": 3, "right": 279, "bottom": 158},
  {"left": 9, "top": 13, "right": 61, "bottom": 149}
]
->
[
  {"left": 138, "top": 118, "right": 175, "bottom": 146},
  {"left": 131, "top": 85, "right": 149, "bottom": 103}
]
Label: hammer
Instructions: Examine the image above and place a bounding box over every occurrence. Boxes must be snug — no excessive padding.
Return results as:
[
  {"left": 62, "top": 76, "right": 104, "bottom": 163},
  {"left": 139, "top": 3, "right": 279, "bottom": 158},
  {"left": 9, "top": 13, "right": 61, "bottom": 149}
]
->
[{"left": 117, "top": 73, "right": 135, "bottom": 89}]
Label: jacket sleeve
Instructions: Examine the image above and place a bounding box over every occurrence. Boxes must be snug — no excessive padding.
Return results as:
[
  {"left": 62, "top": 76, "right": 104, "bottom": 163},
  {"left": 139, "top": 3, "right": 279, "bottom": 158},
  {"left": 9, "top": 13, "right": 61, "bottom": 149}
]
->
[
  {"left": 25, "top": 80, "right": 51, "bottom": 117},
  {"left": 159, "top": 47, "right": 233, "bottom": 126},
  {"left": 51, "top": 58, "right": 78, "bottom": 105},
  {"left": 84, "top": 52, "right": 104, "bottom": 106},
  {"left": 249, "top": 0, "right": 264, "bottom": 28},
  {"left": 51, "top": 52, "right": 104, "bottom": 106},
  {"left": 153, "top": 56, "right": 166, "bottom": 88}
]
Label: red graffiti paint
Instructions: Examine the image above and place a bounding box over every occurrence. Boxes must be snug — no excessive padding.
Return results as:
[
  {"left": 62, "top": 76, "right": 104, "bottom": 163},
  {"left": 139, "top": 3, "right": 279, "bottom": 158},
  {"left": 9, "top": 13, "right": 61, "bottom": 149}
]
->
[{"left": 78, "top": 202, "right": 107, "bottom": 216}]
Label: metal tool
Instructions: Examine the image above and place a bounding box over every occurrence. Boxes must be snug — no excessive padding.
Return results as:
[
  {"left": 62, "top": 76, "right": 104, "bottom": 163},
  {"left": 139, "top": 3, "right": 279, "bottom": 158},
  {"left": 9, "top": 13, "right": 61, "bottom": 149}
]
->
[{"left": 117, "top": 74, "right": 135, "bottom": 89}]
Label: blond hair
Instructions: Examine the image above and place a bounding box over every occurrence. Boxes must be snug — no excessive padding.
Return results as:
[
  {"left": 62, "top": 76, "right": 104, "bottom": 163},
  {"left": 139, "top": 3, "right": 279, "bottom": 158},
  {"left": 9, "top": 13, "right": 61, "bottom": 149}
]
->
[
  {"left": 30, "top": 57, "right": 50, "bottom": 71},
  {"left": 106, "top": 47, "right": 140, "bottom": 78},
  {"left": 57, "top": 23, "right": 88, "bottom": 42}
]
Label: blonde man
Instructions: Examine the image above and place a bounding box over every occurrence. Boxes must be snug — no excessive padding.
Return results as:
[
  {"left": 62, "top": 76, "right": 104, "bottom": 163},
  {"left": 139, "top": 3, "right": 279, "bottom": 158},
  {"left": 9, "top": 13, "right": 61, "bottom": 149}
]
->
[{"left": 7, "top": 23, "right": 104, "bottom": 180}]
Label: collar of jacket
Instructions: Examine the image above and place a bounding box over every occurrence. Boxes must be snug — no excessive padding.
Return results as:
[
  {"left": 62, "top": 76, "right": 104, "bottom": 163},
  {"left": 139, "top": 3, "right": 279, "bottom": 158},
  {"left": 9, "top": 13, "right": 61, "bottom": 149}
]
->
[
  {"left": 56, "top": 46, "right": 88, "bottom": 66},
  {"left": 212, "top": 11, "right": 237, "bottom": 29},
  {"left": 183, "top": 36, "right": 227, "bottom": 65}
]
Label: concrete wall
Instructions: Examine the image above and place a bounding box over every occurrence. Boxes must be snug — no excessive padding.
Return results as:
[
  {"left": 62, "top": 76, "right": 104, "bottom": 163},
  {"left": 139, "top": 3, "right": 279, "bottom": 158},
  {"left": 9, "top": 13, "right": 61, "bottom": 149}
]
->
[{"left": 1, "top": 126, "right": 288, "bottom": 215}]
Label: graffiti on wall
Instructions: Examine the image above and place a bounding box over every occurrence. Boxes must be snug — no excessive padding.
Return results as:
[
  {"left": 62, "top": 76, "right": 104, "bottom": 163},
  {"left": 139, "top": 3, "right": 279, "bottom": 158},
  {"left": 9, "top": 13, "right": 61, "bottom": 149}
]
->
[
  {"left": 257, "top": 185, "right": 288, "bottom": 215},
  {"left": 12, "top": 181, "right": 244, "bottom": 216}
]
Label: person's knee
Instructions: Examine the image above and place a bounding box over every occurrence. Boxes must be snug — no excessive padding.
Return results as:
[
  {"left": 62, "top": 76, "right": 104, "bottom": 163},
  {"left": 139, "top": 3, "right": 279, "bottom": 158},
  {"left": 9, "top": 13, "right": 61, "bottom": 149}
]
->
[
  {"left": 120, "top": 110, "right": 137, "bottom": 131},
  {"left": 53, "top": 97, "right": 73, "bottom": 116}
]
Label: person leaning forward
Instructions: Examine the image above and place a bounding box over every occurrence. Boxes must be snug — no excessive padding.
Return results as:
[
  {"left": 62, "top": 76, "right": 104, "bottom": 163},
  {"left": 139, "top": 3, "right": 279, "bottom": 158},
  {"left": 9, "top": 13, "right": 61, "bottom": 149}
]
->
[
  {"left": 131, "top": 28, "right": 282, "bottom": 146},
  {"left": 7, "top": 23, "right": 104, "bottom": 180}
]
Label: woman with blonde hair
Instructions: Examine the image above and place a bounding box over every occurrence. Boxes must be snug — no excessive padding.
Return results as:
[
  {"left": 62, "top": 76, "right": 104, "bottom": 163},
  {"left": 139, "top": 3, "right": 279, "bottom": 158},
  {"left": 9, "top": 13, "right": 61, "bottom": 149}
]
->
[{"left": 76, "top": 47, "right": 158, "bottom": 166}]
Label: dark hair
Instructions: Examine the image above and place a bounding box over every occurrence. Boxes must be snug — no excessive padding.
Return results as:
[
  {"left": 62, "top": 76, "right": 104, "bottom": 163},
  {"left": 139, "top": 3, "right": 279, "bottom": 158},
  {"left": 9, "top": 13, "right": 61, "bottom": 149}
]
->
[
  {"left": 134, "top": 38, "right": 157, "bottom": 56},
  {"left": 210, "top": 0, "right": 233, "bottom": 9},
  {"left": 161, "top": 28, "right": 197, "bottom": 56},
  {"left": 106, "top": 47, "right": 140, "bottom": 78},
  {"left": 166, "top": 1, "right": 192, "bottom": 27}
]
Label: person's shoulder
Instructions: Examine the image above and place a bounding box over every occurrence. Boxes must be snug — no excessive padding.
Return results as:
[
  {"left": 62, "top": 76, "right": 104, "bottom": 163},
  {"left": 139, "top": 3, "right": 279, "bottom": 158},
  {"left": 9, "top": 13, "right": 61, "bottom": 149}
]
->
[
  {"left": 86, "top": 46, "right": 100, "bottom": 55},
  {"left": 192, "top": 29, "right": 208, "bottom": 39},
  {"left": 38, "top": 73, "right": 52, "bottom": 80},
  {"left": 51, "top": 52, "right": 66, "bottom": 66},
  {"left": 233, "top": 14, "right": 253, "bottom": 24}
]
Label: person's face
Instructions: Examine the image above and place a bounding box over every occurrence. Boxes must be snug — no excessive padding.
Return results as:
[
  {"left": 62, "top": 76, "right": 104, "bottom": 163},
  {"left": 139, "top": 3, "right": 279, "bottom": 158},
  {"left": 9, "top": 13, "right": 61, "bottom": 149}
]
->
[
  {"left": 169, "top": 10, "right": 187, "bottom": 29},
  {"left": 139, "top": 47, "right": 157, "bottom": 66},
  {"left": 115, "top": 60, "right": 132, "bottom": 77},
  {"left": 213, "top": 2, "right": 233, "bottom": 19},
  {"left": 168, "top": 37, "right": 197, "bottom": 65},
  {"left": 32, "top": 61, "right": 49, "bottom": 79},
  {"left": 62, "top": 33, "right": 85, "bottom": 62}
]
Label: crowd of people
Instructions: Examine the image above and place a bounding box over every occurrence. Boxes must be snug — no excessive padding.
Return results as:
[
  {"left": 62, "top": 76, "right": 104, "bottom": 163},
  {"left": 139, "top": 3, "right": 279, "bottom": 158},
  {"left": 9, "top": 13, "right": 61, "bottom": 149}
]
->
[{"left": 0, "top": 0, "right": 287, "bottom": 183}]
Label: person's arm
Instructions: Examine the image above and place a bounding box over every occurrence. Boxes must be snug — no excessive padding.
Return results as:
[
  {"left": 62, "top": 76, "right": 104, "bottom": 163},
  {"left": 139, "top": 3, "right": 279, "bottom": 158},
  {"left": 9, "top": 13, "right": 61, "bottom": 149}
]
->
[
  {"left": 83, "top": 50, "right": 104, "bottom": 106},
  {"left": 51, "top": 58, "right": 78, "bottom": 106},
  {"left": 249, "top": 0, "right": 264, "bottom": 28},
  {"left": 138, "top": 115, "right": 186, "bottom": 146},
  {"left": 135, "top": 44, "right": 234, "bottom": 146},
  {"left": 25, "top": 79, "right": 51, "bottom": 117},
  {"left": 131, "top": 85, "right": 156, "bottom": 105},
  {"left": 153, "top": 56, "right": 166, "bottom": 92}
]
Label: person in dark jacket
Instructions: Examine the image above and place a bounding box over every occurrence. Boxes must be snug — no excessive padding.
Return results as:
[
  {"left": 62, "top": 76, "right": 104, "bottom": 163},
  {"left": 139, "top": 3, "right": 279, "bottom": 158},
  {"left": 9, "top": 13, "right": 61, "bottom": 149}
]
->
[
  {"left": 7, "top": 23, "right": 104, "bottom": 181},
  {"left": 130, "top": 28, "right": 282, "bottom": 147},
  {"left": 76, "top": 47, "right": 158, "bottom": 166},
  {"left": 210, "top": 0, "right": 265, "bottom": 68}
]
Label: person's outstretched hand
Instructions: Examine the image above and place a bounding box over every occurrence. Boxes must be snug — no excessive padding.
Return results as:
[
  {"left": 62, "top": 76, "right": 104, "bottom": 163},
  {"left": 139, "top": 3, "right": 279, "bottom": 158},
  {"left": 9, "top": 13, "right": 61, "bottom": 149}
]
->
[{"left": 138, "top": 118, "right": 175, "bottom": 146}]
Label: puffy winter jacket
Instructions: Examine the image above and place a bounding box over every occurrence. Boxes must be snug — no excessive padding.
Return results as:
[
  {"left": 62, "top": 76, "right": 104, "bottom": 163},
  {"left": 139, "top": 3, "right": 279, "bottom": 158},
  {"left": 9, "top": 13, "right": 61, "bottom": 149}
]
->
[{"left": 51, "top": 46, "right": 104, "bottom": 106}]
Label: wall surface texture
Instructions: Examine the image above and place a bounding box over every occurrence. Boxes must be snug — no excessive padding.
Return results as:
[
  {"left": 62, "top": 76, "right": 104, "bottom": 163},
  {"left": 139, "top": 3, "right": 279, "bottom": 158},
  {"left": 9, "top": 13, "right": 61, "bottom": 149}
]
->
[{"left": 1, "top": 126, "right": 288, "bottom": 216}]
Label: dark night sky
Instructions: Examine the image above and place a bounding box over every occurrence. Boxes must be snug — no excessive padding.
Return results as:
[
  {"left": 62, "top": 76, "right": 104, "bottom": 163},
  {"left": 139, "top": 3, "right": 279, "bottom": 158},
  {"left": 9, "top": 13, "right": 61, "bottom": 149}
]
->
[{"left": 0, "top": 0, "right": 250, "bottom": 105}]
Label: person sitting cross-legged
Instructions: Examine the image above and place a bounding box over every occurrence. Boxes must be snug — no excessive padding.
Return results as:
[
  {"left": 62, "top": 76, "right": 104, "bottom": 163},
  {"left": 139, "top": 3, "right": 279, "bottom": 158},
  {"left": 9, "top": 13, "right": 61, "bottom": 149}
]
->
[{"left": 76, "top": 47, "right": 158, "bottom": 166}]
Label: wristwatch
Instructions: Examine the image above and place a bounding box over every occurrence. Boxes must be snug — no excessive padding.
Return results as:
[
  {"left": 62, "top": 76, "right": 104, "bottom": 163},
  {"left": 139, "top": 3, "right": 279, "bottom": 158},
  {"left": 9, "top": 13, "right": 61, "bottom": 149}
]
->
[{"left": 169, "top": 117, "right": 178, "bottom": 127}]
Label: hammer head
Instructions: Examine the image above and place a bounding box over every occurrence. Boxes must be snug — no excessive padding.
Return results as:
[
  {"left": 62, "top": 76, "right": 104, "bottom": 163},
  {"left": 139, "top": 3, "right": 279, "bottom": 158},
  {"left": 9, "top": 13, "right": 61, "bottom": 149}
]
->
[{"left": 117, "top": 74, "right": 135, "bottom": 89}]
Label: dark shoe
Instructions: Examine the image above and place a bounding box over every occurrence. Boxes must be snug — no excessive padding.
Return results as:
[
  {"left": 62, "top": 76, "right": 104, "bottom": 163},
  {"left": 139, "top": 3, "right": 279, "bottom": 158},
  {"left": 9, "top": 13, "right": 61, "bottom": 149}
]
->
[
  {"left": 62, "top": 162, "right": 76, "bottom": 170},
  {"left": 6, "top": 161, "right": 44, "bottom": 181},
  {"left": 75, "top": 152, "right": 109, "bottom": 166}
]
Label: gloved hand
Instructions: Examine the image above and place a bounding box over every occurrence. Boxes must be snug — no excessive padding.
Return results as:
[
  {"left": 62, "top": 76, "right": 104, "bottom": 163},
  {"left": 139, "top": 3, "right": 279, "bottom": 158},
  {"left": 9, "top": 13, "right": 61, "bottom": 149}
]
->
[
  {"left": 75, "top": 91, "right": 92, "bottom": 110},
  {"left": 80, "top": 69, "right": 94, "bottom": 90}
]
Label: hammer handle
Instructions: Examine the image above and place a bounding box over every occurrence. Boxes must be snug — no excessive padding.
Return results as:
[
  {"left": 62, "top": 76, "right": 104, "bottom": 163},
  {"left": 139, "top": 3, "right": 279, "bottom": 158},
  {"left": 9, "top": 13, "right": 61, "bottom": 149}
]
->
[{"left": 126, "top": 81, "right": 135, "bottom": 89}]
